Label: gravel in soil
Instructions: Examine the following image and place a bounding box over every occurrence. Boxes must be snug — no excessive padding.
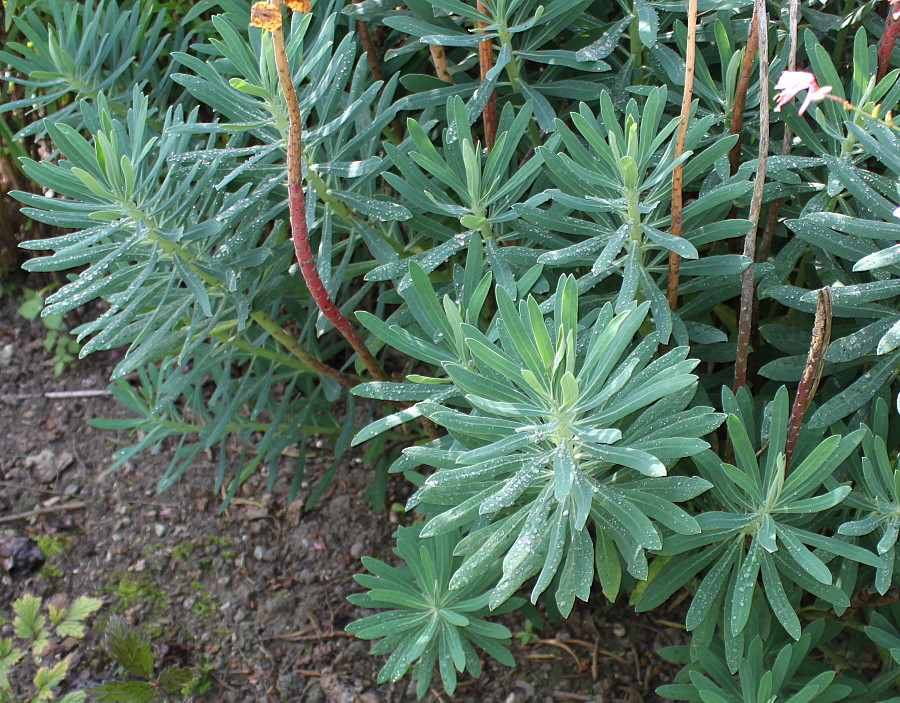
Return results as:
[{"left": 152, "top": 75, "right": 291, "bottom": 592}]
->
[{"left": 0, "top": 293, "right": 684, "bottom": 702}]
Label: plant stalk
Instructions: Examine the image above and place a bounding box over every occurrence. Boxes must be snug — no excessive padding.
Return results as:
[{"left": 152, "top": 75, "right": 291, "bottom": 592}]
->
[
  {"left": 733, "top": 0, "right": 769, "bottom": 393},
  {"left": 666, "top": 0, "right": 698, "bottom": 310},
  {"left": 429, "top": 44, "right": 452, "bottom": 82},
  {"left": 728, "top": 6, "right": 759, "bottom": 174},
  {"left": 268, "top": 5, "right": 390, "bottom": 382},
  {"left": 355, "top": 18, "right": 384, "bottom": 82},
  {"left": 251, "top": 311, "right": 358, "bottom": 388},
  {"left": 757, "top": 0, "right": 799, "bottom": 263},
  {"left": 784, "top": 287, "right": 832, "bottom": 470},
  {"left": 476, "top": 1, "right": 497, "bottom": 151},
  {"left": 879, "top": 3, "right": 900, "bottom": 81}
]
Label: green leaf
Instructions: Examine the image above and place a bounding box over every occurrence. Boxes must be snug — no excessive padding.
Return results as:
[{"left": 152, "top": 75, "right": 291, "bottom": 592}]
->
[
  {"left": 55, "top": 596, "right": 102, "bottom": 638},
  {"left": 89, "top": 680, "right": 159, "bottom": 703},
  {"left": 808, "top": 352, "right": 900, "bottom": 428},
  {"left": 330, "top": 190, "right": 412, "bottom": 221},
  {"left": 730, "top": 538, "right": 761, "bottom": 636},
  {"left": 634, "top": 0, "right": 658, "bottom": 48},
  {"left": 761, "top": 552, "right": 801, "bottom": 640},
  {"left": 685, "top": 546, "right": 736, "bottom": 631},
  {"left": 101, "top": 616, "right": 154, "bottom": 679}
]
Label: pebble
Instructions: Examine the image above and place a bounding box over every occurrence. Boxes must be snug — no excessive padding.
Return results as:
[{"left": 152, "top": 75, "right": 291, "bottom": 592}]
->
[
  {"left": 350, "top": 541, "right": 365, "bottom": 559},
  {"left": 0, "top": 343, "right": 13, "bottom": 368},
  {"left": 253, "top": 545, "right": 265, "bottom": 560},
  {"left": 154, "top": 524, "right": 166, "bottom": 537}
]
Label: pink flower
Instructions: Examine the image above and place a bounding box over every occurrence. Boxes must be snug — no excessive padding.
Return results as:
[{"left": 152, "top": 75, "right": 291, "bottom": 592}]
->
[{"left": 773, "top": 71, "right": 832, "bottom": 115}]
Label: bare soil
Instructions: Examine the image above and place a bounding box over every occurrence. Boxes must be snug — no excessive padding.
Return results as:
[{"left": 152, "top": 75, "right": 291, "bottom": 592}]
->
[{"left": 0, "top": 291, "right": 685, "bottom": 702}]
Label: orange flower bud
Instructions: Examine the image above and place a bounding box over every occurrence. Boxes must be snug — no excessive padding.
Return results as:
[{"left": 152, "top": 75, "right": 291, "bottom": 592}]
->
[
  {"left": 286, "top": 0, "right": 311, "bottom": 11},
  {"left": 250, "top": 1, "right": 281, "bottom": 31}
]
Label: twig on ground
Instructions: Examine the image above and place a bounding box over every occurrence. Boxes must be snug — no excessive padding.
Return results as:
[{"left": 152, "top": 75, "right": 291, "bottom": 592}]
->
[
  {"left": 266, "top": 630, "right": 355, "bottom": 642},
  {"left": 0, "top": 501, "right": 87, "bottom": 524},
  {"left": 2, "top": 389, "right": 112, "bottom": 400}
]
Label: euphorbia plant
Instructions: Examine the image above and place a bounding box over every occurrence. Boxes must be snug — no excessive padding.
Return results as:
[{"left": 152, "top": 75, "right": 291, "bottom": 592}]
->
[{"left": 5, "top": 0, "right": 900, "bottom": 699}]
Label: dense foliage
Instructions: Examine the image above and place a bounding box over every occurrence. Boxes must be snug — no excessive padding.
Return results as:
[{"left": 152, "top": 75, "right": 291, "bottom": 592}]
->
[{"left": 2, "top": 0, "right": 900, "bottom": 698}]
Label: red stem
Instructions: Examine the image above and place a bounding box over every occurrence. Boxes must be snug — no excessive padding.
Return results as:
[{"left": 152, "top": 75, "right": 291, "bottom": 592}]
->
[
  {"left": 878, "top": 3, "right": 900, "bottom": 81},
  {"left": 271, "top": 18, "right": 389, "bottom": 382},
  {"left": 476, "top": 2, "right": 497, "bottom": 151},
  {"left": 729, "top": 8, "right": 759, "bottom": 175}
]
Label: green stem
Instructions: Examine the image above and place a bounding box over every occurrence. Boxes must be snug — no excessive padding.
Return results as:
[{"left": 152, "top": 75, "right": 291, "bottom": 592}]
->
[
  {"left": 629, "top": 12, "right": 644, "bottom": 85},
  {"left": 251, "top": 311, "right": 358, "bottom": 387},
  {"left": 830, "top": 0, "right": 857, "bottom": 65},
  {"left": 497, "top": 28, "right": 542, "bottom": 146}
]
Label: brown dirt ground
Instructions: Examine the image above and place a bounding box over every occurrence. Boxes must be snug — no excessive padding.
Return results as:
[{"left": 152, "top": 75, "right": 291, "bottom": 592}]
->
[{"left": 0, "top": 290, "right": 686, "bottom": 702}]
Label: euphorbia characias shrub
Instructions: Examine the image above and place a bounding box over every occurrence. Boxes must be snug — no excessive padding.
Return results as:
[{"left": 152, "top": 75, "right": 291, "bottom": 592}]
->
[{"left": 3, "top": 0, "right": 900, "bottom": 699}]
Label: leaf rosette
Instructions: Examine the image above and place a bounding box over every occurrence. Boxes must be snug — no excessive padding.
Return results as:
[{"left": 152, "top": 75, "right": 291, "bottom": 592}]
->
[
  {"left": 398, "top": 276, "right": 722, "bottom": 614},
  {"left": 346, "top": 525, "right": 518, "bottom": 699},
  {"left": 638, "top": 387, "right": 876, "bottom": 672}
]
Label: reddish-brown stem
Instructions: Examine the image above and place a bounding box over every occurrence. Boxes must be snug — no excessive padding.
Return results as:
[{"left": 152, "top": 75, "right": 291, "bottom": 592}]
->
[
  {"left": 878, "top": 3, "right": 900, "bottom": 81},
  {"left": 356, "top": 19, "right": 384, "bottom": 82},
  {"left": 270, "top": 17, "right": 389, "bottom": 382},
  {"left": 758, "top": 0, "right": 798, "bottom": 264},
  {"left": 476, "top": 1, "right": 497, "bottom": 151},
  {"left": 784, "top": 287, "right": 832, "bottom": 469},
  {"left": 429, "top": 44, "right": 452, "bottom": 82},
  {"left": 666, "top": 0, "right": 698, "bottom": 311},
  {"left": 729, "top": 7, "right": 759, "bottom": 175},
  {"left": 733, "top": 0, "right": 769, "bottom": 393}
]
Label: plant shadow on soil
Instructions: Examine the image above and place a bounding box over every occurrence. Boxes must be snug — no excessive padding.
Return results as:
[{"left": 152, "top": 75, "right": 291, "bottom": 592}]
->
[{"left": 0, "top": 293, "right": 685, "bottom": 702}]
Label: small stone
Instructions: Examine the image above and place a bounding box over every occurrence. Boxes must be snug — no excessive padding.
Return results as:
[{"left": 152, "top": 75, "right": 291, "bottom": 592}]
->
[
  {"left": 276, "top": 672, "right": 306, "bottom": 697},
  {"left": 0, "top": 536, "right": 44, "bottom": 576},
  {"left": 0, "top": 344, "right": 13, "bottom": 368},
  {"left": 253, "top": 545, "right": 265, "bottom": 560},
  {"left": 350, "top": 541, "right": 365, "bottom": 559},
  {"left": 24, "top": 448, "right": 74, "bottom": 483},
  {"left": 612, "top": 623, "right": 626, "bottom": 637},
  {"left": 285, "top": 499, "right": 303, "bottom": 526},
  {"left": 304, "top": 683, "right": 325, "bottom": 703},
  {"left": 154, "top": 524, "right": 166, "bottom": 537}
]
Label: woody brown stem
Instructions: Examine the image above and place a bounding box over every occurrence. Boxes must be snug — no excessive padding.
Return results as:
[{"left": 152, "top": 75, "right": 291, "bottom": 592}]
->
[
  {"left": 476, "top": 2, "right": 497, "bottom": 151},
  {"left": 733, "top": 0, "right": 769, "bottom": 393},
  {"left": 666, "top": 0, "right": 698, "bottom": 311},
  {"left": 269, "top": 9, "right": 390, "bottom": 383},
  {"left": 784, "top": 287, "right": 832, "bottom": 469},
  {"left": 356, "top": 19, "right": 384, "bottom": 82},
  {"left": 757, "top": 0, "right": 799, "bottom": 264},
  {"left": 729, "top": 7, "right": 759, "bottom": 175},
  {"left": 429, "top": 44, "right": 452, "bottom": 82}
]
